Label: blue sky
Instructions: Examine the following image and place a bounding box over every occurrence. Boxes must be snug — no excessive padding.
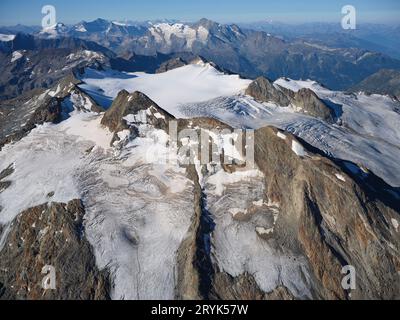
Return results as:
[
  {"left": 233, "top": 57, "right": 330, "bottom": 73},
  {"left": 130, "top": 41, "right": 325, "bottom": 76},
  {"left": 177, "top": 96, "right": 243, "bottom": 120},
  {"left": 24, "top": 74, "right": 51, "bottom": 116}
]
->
[{"left": 0, "top": 0, "right": 399, "bottom": 25}]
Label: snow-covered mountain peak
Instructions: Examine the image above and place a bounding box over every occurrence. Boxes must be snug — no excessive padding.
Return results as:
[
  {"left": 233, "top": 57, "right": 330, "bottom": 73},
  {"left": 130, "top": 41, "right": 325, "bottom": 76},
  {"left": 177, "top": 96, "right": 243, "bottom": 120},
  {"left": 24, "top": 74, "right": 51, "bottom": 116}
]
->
[
  {"left": 39, "top": 22, "right": 69, "bottom": 38},
  {"left": 149, "top": 22, "right": 209, "bottom": 48}
]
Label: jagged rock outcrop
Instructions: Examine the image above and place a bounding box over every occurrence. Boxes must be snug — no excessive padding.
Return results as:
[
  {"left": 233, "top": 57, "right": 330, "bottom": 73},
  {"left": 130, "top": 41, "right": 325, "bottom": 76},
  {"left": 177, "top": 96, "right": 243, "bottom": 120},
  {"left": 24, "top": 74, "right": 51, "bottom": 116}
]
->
[
  {"left": 245, "top": 77, "right": 291, "bottom": 107},
  {"left": 292, "top": 88, "right": 335, "bottom": 122},
  {"left": 0, "top": 73, "right": 103, "bottom": 150},
  {"left": 246, "top": 77, "right": 336, "bottom": 122},
  {"left": 211, "top": 273, "right": 265, "bottom": 300},
  {"left": 156, "top": 57, "right": 187, "bottom": 73},
  {"left": 101, "top": 90, "right": 174, "bottom": 144},
  {"left": 0, "top": 96, "right": 63, "bottom": 150},
  {"left": 0, "top": 199, "right": 110, "bottom": 300},
  {"left": 175, "top": 165, "right": 202, "bottom": 300},
  {"left": 0, "top": 164, "right": 14, "bottom": 193}
]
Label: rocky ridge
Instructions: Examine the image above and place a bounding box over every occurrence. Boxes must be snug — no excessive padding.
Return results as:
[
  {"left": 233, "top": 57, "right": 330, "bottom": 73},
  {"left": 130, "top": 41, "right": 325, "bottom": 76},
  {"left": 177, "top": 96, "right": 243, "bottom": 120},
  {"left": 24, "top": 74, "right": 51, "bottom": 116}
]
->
[
  {"left": 246, "top": 77, "right": 337, "bottom": 122},
  {"left": 0, "top": 72, "right": 103, "bottom": 150}
]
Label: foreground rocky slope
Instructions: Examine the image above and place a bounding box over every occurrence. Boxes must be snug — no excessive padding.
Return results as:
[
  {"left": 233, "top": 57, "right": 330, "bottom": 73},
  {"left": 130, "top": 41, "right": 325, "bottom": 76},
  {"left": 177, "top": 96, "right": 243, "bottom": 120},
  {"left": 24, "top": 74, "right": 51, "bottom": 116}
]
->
[
  {"left": 252, "top": 127, "right": 400, "bottom": 299},
  {"left": 0, "top": 199, "right": 110, "bottom": 299}
]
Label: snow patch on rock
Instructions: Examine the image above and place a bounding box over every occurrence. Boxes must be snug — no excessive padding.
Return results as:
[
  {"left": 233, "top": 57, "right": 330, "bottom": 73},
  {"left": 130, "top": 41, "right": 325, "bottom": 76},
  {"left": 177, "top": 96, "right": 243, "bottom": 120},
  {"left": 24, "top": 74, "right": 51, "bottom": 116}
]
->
[
  {"left": 11, "top": 51, "right": 23, "bottom": 63},
  {"left": 291, "top": 140, "right": 307, "bottom": 157},
  {"left": 335, "top": 173, "right": 346, "bottom": 182},
  {"left": 392, "top": 218, "right": 399, "bottom": 232}
]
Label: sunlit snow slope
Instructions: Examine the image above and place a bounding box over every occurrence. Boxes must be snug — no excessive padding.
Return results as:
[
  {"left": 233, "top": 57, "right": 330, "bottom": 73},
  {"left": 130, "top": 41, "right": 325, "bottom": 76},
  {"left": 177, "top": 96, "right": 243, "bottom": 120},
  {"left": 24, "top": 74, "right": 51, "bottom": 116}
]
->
[{"left": 79, "top": 62, "right": 251, "bottom": 112}]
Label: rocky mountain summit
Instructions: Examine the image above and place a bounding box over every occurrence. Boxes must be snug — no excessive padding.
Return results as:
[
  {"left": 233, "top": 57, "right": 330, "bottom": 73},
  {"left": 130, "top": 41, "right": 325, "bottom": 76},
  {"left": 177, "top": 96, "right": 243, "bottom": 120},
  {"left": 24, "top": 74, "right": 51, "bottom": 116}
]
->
[
  {"left": 252, "top": 127, "right": 400, "bottom": 299},
  {"left": 101, "top": 90, "right": 174, "bottom": 144},
  {"left": 246, "top": 77, "right": 336, "bottom": 122}
]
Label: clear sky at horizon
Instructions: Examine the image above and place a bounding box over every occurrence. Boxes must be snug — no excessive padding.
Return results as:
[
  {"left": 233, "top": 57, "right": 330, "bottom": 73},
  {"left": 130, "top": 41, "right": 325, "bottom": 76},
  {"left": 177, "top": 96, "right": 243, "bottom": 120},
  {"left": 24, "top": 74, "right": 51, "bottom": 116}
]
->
[{"left": 0, "top": 0, "right": 399, "bottom": 26}]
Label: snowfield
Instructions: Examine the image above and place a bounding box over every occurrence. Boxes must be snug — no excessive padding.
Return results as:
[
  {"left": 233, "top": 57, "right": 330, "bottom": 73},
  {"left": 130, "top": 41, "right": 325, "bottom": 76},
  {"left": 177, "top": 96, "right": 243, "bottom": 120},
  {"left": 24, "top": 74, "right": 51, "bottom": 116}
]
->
[
  {"left": 79, "top": 62, "right": 251, "bottom": 111},
  {"left": 80, "top": 64, "right": 400, "bottom": 187}
]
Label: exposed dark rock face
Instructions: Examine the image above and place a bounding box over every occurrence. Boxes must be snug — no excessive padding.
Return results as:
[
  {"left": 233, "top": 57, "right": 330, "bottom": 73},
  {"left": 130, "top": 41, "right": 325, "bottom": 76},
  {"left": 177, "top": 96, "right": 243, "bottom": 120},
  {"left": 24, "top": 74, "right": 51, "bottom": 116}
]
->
[
  {"left": 246, "top": 77, "right": 336, "bottom": 122},
  {"left": 211, "top": 273, "right": 265, "bottom": 300},
  {"left": 253, "top": 127, "right": 400, "bottom": 299},
  {"left": 194, "top": 192, "right": 215, "bottom": 299},
  {"left": 101, "top": 90, "right": 174, "bottom": 144},
  {"left": 0, "top": 163, "right": 14, "bottom": 193},
  {"left": 156, "top": 57, "right": 187, "bottom": 73},
  {"left": 211, "top": 272, "right": 295, "bottom": 300},
  {"left": 0, "top": 96, "right": 63, "bottom": 150},
  {"left": 175, "top": 166, "right": 202, "bottom": 300},
  {"left": 245, "top": 77, "right": 290, "bottom": 106},
  {"left": 0, "top": 199, "right": 110, "bottom": 300},
  {"left": 292, "top": 88, "right": 336, "bottom": 122},
  {"left": 264, "top": 286, "right": 296, "bottom": 300}
]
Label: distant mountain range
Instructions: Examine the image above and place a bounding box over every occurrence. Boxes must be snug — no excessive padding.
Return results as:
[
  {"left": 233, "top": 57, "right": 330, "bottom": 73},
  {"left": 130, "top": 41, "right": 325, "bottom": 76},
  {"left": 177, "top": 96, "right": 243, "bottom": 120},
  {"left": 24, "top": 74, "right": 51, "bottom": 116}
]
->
[
  {"left": 238, "top": 21, "right": 400, "bottom": 59},
  {"left": 1, "top": 18, "right": 400, "bottom": 93}
]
